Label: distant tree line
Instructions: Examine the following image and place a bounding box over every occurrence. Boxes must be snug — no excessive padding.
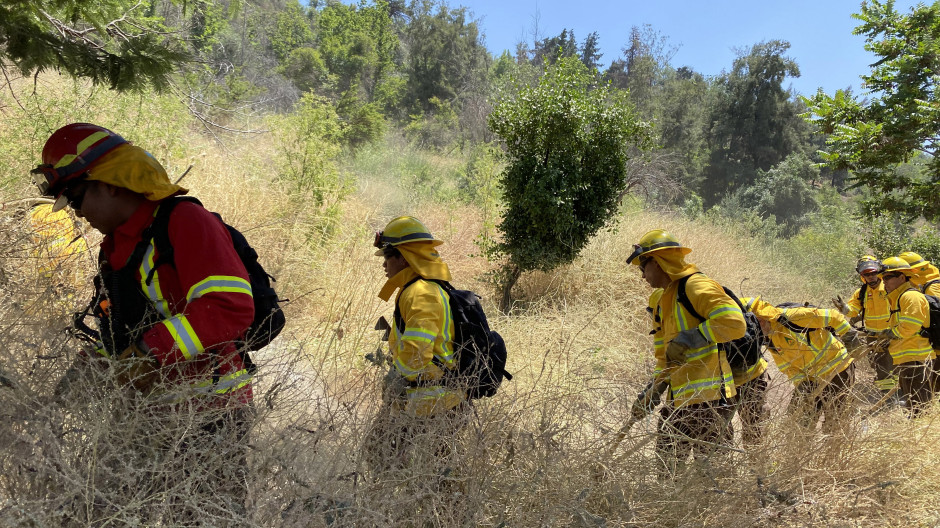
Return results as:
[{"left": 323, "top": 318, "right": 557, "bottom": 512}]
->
[{"left": 4, "top": 0, "right": 936, "bottom": 239}]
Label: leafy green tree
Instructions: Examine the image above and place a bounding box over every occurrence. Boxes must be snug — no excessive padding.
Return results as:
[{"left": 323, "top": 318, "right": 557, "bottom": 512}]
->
[
  {"left": 488, "top": 57, "right": 652, "bottom": 309},
  {"left": 315, "top": 0, "right": 398, "bottom": 98},
  {"left": 0, "top": 0, "right": 191, "bottom": 91},
  {"left": 702, "top": 39, "right": 810, "bottom": 204},
  {"left": 732, "top": 152, "right": 820, "bottom": 237},
  {"left": 655, "top": 66, "right": 712, "bottom": 196},
  {"left": 803, "top": 0, "right": 940, "bottom": 221},
  {"left": 272, "top": 0, "right": 314, "bottom": 63}
]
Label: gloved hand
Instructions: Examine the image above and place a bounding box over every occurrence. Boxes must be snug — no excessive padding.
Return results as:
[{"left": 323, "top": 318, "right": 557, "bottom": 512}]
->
[
  {"left": 665, "top": 329, "right": 709, "bottom": 364},
  {"left": 865, "top": 329, "right": 894, "bottom": 340},
  {"left": 631, "top": 381, "right": 667, "bottom": 419},
  {"left": 841, "top": 329, "right": 864, "bottom": 354},
  {"left": 831, "top": 295, "right": 848, "bottom": 315},
  {"left": 115, "top": 342, "right": 160, "bottom": 392},
  {"left": 381, "top": 366, "right": 409, "bottom": 403}
]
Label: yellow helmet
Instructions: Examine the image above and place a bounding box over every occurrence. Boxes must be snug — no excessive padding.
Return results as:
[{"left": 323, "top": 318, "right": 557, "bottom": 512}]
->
[
  {"left": 373, "top": 216, "right": 442, "bottom": 256},
  {"left": 899, "top": 251, "right": 930, "bottom": 271},
  {"left": 855, "top": 255, "right": 881, "bottom": 275},
  {"left": 626, "top": 229, "right": 691, "bottom": 266},
  {"left": 880, "top": 256, "right": 915, "bottom": 276}
]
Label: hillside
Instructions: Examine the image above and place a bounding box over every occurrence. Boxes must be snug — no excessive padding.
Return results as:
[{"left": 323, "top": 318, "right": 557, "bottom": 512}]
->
[{"left": 2, "top": 75, "right": 940, "bottom": 527}]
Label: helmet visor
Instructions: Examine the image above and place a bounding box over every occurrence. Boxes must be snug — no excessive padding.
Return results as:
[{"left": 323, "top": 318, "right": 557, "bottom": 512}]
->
[{"left": 31, "top": 167, "right": 55, "bottom": 196}]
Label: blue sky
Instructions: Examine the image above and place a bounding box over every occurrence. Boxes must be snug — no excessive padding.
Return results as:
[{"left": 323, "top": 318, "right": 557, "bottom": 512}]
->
[{"left": 454, "top": 0, "right": 919, "bottom": 96}]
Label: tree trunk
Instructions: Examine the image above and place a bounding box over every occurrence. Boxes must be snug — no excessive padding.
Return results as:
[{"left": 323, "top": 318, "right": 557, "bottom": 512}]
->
[{"left": 499, "top": 264, "right": 522, "bottom": 313}]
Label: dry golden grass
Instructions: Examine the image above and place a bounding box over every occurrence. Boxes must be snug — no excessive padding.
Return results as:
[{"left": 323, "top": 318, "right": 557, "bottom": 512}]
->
[{"left": 3, "top": 74, "right": 940, "bottom": 527}]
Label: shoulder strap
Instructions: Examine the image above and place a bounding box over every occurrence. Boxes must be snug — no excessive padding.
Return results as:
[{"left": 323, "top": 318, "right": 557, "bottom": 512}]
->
[
  {"left": 392, "top": 276, "right": 427, "bottom": 332},
  {"left": 676, "top": 272, "right": 747, "bottom": 322},
  {"left": 136, "top": 196, "right": 204, "bottom": 286},
  {"left": 924, "top": 279, "right": 940, "bottom": 292},
  {"left": 775, "top": 314, "right": 810, "bottom": 334},
  {"left": 675, "top": 272, "right": 703, "bottom": 322},
  {"left": 894, "top": 288, "right": 916, "bottom": 314},
  {"left": 392, "top": 277, "right": 455, "bottom": 332},
  {"left": 859, "top": 283, "right": 868, "bottom": 319}
]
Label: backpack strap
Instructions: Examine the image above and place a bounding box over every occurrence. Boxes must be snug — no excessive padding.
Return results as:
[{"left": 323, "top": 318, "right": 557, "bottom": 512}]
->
[
  {"left": 858, "top": 283, "right": 868, "bottom": 321},
  {"left": 924, "top": 279, "right": 940, "bottom": 293},
  {"left": 676, "top": 272, "right": 748, "bottom": 323},
  {"left": 675, "top": 272, "right": 704, "bottom": 323},
  {"left": 136, "top": 196, "right": 204, "bottom": 285},
  {"left": 775, "top": 315, "right": 811, "bottom": 334}
]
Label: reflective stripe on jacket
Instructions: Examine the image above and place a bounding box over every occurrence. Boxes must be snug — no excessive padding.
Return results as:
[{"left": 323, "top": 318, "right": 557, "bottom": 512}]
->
[
  {"left": 766, "top": 307, "right": 852, "bottom": 385},
  {"left": 846, "top": 282, "right": 890, "bottom": 331},
  {"left": 654, "top": 272, "right": 742, "bottom": 407},
  {"left": 390, "top": 269, "right": 464, "bottom": 416},
  {"left": 886, "top": 284, "right": 935, "bottom": 365}
]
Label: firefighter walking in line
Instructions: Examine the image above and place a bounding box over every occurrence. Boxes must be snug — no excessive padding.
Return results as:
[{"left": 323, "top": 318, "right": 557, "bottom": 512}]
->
[
  {"left": 33, "top": 123, "right": 256, "bottom": 523},
  {"left": 833, "top": 256, "right": 895, "bottom": 399},
  {"left": 743, "top": 297, "right": 856, "bottom": 431},
  {"left": 627, "top": 230, "right": 745, "bottom": 471},
  {"left": 644, "top": 284, "right": 769, "bottom": 447},
  {"left": 366, "top": 216, "right": 467, "bottom": 474},
  {"left": 877, "top": 257, "right": 936, "bottom": 416}
]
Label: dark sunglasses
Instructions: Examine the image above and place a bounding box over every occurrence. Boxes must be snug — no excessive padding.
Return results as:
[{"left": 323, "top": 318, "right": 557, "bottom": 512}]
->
[
  {"left": 63, "top": 182, "right": 90, "bottom": 211},
  {"left": 882, "top": 272, "right": 903, "bottom": 280}
]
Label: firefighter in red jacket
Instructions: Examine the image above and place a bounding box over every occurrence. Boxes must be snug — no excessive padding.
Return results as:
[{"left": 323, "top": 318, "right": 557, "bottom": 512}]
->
[{"left": 33, "top": 123, "right": 255, "bottom": 520}]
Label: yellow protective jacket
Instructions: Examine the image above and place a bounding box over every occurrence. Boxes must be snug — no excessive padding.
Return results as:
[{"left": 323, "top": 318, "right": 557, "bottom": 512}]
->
[
  {"left": 766, "top": 306, "right": 853, "bottom": 386},
  {"left": 846, "top": 281, "right": 890, "bottom": 331},
  {"left": 886, "top": 283, "right": 935, "bottom": 365},
  {"left": 922, "top": 271, "right": 940, "bottom": 297},
  {"left": 653, "top": 272, "right": 743, "bottom": 407},
  {"left": 388, "top": 268, "right": 465, "bottom": 416},
  {"left": 28, "top": 204, "right": 88, "bottom": 279}
]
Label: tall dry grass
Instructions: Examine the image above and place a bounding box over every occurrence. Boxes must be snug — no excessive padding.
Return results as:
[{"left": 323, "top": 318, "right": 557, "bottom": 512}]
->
[{"left": 3, "top": 73, "right": 940, "bottom": 527}]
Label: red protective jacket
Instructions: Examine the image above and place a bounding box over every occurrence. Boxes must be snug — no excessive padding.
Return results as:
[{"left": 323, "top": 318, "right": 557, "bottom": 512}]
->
[{"left": 99, "top": 199, "right": 254, "bottom": 404}]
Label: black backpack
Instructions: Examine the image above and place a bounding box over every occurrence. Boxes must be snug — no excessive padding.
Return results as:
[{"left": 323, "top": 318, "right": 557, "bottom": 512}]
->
[
  {"left": 675, "top": 273, "right": 764, "bottom": 371},
  {"left": 899, "top": 290, "right": 940, "bottom": 349},
  {"left": 775, "top": 302, "right": 838, "bottom": 338},
  {"left": 395, "top": 278, "right": 511, "bottom": 400},
  {"left": 144, "top": 197, "right": 285, "bottom": 363}
]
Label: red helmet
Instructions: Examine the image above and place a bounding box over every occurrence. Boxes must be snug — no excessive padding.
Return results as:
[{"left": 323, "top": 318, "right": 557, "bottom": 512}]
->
[{"left": 31, "top": 123, "right": 127, "bottom": 199}]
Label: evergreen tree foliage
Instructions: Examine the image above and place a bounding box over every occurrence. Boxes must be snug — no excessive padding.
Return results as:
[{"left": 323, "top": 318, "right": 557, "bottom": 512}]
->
[
  {"left": 803, "top": 0, "right": 940, "bottom": 221},
  {"left": 488, "top": 57, "right": 652, "bottom": 308},
  {"left": 402, "top": 0, "right": 488, "bottom": 114},
  {"left": 579, "top": 31, "right": 603, "bottom": 73},
  {"left": 701, "top": 40, "right": 809, "bottom": 204},
  {"left": 1, "top": 0, "right": 191, "bottom": 91},
  {"left": 531, "top": 28, "right": 579, "bottom": 67}
]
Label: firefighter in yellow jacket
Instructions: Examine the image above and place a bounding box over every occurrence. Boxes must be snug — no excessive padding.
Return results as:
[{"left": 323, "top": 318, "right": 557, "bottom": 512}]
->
[
  {"left": 878, "top": 257, "right": 935, "bottom": 416},
  {"left": 627, "top": 230, "right": 745, "bottom": 469},
  {"left": 835, "top": 256, "right": 894, "bottom": 396},
  {"left": 743, "top": 297, "right": 855, "bottom": 430},
  {"left": 367, "top": 216, "right": 466, "bottom": 471},
  {"left": 900, "top": 252, "right": 940, "bottom": 394}
]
